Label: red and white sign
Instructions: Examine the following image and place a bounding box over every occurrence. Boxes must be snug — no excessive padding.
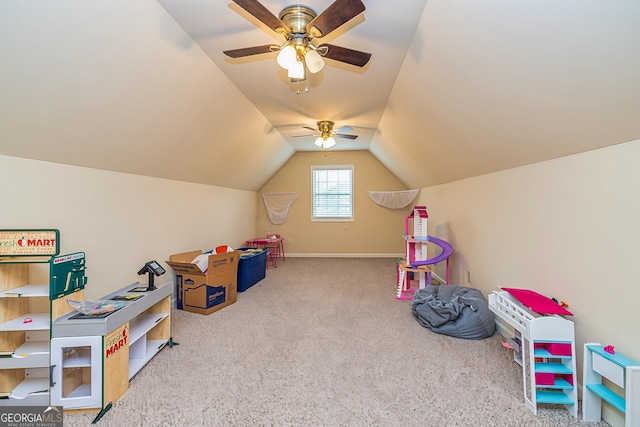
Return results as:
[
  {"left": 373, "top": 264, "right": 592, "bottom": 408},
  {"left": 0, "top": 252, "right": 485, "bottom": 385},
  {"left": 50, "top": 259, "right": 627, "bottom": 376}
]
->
[
  {"left": 0, "top": 229, "right": 59, "bottom": 256},
  {"left": 105, "top": 325, "right": 128, "bottom": 359}
]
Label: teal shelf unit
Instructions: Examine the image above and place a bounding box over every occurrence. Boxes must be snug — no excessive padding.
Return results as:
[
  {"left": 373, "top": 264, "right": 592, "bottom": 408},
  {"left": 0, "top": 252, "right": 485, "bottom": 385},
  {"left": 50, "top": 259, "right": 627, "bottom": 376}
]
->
[
  {"left": 529, "top": 338, "right": 577, "bottom": 414},
  {"left": 582, "top": 343, "right": 640, "bottom": 426}
]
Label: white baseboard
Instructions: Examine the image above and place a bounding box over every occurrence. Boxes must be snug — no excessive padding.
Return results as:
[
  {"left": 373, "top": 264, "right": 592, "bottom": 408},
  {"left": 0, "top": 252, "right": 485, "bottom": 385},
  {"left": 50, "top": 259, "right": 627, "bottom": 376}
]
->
[{"left": 285, "top": 253, "right": 403, "bottom": 258}]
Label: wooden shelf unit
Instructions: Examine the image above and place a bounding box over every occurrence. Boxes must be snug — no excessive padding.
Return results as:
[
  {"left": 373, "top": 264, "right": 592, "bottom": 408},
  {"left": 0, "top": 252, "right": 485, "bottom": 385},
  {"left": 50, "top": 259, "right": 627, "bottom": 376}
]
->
[
  {"left": 488, "top": 291, "right": 578, "bottom": 417},
  {"left": 0, "top": 259, "right": 52, "bottom": 407},
  {"left": 0, "top": 252, "right": 86, "bottom": 407}
]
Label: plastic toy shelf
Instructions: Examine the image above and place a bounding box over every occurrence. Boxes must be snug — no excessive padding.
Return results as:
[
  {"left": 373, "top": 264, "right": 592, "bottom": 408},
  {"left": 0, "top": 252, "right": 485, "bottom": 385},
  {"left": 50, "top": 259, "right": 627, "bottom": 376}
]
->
[
  {"left": 535, "top": 361, "right": 573, "bottom": 375},
  {"left": 0, "top": 284, "right": 48, "bottom": 298},
  {"left": 2, "top": 342, "right": 49, "bottom": 369},
  {"left": 537, "top": 390, "right": 574, "bottom": 405},
  {"left": 488, "top": 290, "right": 577, "bottom": 417},
  {"left": 0, "top": 313, "right": 49, "bottom": 331},
  {"left": 129, "top": 313, "right": 169, "bottom": 344},
  {"left": 13, "top": 341, "right": 49, "bottom": 357},
  {"left": 587, "top": 384, "right": 625, "bottom": 413},
  {"left": 582, "top": 343, "right": 639, "bottom": 426},
  {"left": 129, "top": 340, "right": 167, "bottom": 379},
  {"left": 129, "top": 312, "right": 170, "bottom": 379},
  {"left": 2, "top": 368, "right": 51, "bottom": 407},
  {"left": 10, "top": 377, "right": 49, "bottom": 399}
]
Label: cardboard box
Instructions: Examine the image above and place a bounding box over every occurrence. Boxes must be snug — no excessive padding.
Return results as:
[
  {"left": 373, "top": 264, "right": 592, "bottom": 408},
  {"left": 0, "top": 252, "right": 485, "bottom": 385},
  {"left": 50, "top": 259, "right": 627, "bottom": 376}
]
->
[{"left": 167, "top": 250, "right": 241, "bottom": 315}]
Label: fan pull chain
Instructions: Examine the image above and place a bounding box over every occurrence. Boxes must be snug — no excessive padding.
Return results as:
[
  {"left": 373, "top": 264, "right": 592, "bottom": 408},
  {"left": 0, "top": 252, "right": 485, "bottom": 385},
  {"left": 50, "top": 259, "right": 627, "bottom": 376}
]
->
[{"left": 295, "top": 78, "right": 309, "bottom": 95}]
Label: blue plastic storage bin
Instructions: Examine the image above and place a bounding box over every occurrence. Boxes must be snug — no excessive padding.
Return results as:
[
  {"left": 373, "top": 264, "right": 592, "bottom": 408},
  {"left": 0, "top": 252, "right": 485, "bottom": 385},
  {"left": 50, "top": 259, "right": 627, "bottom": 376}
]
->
[{"left": 237, "top": 248, "right": 268, "bottom": 292}]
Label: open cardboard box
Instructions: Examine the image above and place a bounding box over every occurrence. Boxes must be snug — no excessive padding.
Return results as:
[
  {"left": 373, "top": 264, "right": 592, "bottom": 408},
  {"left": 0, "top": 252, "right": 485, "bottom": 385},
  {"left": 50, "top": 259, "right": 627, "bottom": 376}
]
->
[{"left": 166, "top": 249, "right": 240, "bottom": 315}]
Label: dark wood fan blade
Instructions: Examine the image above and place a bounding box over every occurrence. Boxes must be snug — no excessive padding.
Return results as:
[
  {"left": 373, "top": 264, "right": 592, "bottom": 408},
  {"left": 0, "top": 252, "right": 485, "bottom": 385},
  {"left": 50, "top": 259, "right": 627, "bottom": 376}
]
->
[
  {"left": 318, "top": 44, "right": 371, "bottom": 67},
  {"left": 292, "top": 134, "right": 315, "bottom": 138},
  {"left": 307, "top": 0, "right": 365, "bottom": 38},
  {"left": 335, "top": 126, "right": 353, "bottom": 133},
  {"left": 302, "top": 126, "right": 317, "bottom": 132},
  {"left": 223, "top": 45, "right": 277, "bottom": 58},
  {"left": 335, "top": 134, "right": 358, "bottom": 140},
  {"left": 232, "top": 0, "right": 289, "bottom": 34}
]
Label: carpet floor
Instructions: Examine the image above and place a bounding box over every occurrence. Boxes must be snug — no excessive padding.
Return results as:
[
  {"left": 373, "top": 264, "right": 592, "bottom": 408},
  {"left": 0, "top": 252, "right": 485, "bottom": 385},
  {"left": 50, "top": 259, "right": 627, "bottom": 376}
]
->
[{"left": 62, "top": 257, "right": 609, "bottom": 426}]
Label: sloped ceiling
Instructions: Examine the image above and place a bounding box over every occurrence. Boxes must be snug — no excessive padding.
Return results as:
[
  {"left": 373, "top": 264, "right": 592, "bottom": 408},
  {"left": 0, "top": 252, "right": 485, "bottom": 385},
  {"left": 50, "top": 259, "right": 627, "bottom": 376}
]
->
[{"left": 1, "top": 1, "right": 639, "bottom": 192}]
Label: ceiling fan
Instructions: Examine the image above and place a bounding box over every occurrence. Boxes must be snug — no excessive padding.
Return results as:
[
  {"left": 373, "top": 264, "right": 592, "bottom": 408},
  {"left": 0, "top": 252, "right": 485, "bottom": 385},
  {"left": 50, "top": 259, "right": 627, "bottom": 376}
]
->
[
  {"left": 223, "top": 0, "right": 372, "bottom": 80},
  {"left": 293, "top": 120, "right": 358, "bottom": 148}
]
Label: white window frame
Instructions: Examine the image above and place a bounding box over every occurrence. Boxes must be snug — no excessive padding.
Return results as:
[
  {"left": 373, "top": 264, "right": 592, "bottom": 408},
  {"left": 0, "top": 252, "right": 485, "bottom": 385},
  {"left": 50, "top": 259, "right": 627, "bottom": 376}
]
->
[{"left": 311, "top": 165, "right": 354, "bottom": 222}]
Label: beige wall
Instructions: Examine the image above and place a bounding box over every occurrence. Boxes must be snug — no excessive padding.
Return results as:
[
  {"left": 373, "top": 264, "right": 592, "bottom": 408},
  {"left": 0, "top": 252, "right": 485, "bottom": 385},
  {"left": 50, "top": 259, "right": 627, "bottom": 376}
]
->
[
  {"left": 258, "top": 151, "right": 411, "bottom": 256},
  {"left": 1, "top": 155, "right": 257, "bottom": 300},
  {"left": 418, "top": 139, "right": 640, "bottom": 427},
  {"left": 5, "top": 138, "right": 638, "bottom": 425}
]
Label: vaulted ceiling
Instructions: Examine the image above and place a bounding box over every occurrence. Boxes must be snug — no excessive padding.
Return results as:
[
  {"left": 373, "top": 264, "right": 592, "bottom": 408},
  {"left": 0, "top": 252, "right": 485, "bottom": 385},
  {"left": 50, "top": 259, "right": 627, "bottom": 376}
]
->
[{"left": 1, "top": 1, "right": 639, "bottom": 191}]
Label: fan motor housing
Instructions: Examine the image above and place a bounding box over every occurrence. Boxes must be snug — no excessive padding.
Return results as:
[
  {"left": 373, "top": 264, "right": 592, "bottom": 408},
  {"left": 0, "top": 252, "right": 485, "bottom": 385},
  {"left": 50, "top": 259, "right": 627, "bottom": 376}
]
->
[
  {"left": 317, "top": 120, "right": 334, "bottom": 134},
  {"left": 279, "top": 5, "right": 317, "bottom": 34}
]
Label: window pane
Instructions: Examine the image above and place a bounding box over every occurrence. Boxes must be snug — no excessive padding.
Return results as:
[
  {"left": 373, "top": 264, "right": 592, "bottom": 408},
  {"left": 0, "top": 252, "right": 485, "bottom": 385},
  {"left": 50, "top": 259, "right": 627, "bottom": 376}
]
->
[{"left": 312, "top": 166, "right": 353, "bottom": 219}]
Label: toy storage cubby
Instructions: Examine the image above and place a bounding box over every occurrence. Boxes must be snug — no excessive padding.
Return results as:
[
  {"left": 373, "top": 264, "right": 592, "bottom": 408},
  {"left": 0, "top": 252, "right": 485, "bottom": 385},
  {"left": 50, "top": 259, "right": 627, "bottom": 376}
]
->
[
  {"left": 0, "top": 229, "right": 86, "bottom": 407},
  {"left": 488, "top": 290, "right": 578, "bottom": 417},
  {"left": 127, "top": 297, "right": 171, "bottom": 379},
  {"left": 52, "top": 280, "right": 172, "bottom": 418},
  {"left": 49, "top": 335, "right": 102, "bottom": 409},
  {"left": 0, "top": 259, "right": 51, "bottom": 406},
  {"left": 582, "top": 343, "right": 639, "bottom": 426}
]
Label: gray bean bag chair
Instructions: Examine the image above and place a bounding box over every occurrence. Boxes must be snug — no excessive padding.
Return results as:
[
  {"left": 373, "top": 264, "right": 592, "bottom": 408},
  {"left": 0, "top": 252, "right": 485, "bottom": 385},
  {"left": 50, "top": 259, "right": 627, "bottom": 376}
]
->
[{"left": 411, "top": 285, "right": 495, "bottom": 340}]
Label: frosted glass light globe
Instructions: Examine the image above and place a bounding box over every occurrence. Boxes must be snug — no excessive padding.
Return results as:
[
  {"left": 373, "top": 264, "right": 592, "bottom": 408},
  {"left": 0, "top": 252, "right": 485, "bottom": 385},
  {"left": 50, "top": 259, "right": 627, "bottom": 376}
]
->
[
  {"left": 305, "top": 49, "right": 325, "bottom": 73},
  {"left": 276, "top": 45, "right": 297, "bottom": 69}
]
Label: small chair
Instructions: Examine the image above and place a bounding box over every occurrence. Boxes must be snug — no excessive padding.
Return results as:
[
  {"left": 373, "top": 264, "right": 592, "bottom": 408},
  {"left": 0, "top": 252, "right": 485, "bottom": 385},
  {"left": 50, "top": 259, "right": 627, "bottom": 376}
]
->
[
  {"left": 245, "top": 238, "right": 277, "bottom": 268},
  {"left": 264, "top": 234, "right": 280, "bottom": 268},
  {"left": 266, "top": 234, "right": 283, "bottom": 261}
]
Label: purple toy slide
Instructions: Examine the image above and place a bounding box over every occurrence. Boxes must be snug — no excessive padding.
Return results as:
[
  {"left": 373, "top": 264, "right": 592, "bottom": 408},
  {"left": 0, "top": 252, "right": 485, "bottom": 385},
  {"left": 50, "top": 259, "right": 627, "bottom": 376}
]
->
[{"left": 409, "top": 236, "right": 453, "bottom": 284}]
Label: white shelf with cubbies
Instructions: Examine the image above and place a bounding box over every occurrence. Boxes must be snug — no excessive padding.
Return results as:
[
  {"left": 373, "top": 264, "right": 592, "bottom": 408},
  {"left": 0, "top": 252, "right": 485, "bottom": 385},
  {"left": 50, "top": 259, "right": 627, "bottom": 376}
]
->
[
  {"left": 51, "top": 280, "right": 172, "bottom": 414},
  {"left": 488, "top": 290, "right": 578, "bottom": 417},
  {"left": 582, "top": 343, "right": 639, "bottom": 426},
  {"left": 128, "top": 311, "right": 170, "bottom": 379}
]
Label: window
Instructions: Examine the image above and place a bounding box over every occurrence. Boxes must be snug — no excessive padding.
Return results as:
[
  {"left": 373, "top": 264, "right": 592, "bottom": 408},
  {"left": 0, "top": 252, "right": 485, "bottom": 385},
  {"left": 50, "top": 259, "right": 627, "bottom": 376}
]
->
[{"left": 311, "top": 165, "right": 354, "bottom": 221}]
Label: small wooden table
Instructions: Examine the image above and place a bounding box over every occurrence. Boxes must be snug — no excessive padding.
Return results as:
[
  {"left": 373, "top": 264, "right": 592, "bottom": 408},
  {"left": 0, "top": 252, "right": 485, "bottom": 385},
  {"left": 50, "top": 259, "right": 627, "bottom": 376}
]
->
[{"left": 245, "top": 236, "right": 285, "bottom": 268}]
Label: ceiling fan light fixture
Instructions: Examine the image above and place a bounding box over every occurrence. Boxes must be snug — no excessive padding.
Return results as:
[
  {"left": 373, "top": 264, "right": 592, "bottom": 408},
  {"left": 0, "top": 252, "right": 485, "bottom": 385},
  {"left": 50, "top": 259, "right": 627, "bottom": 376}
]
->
[
  {"left": 314, "top": 137, "right": 324, "bottom": 147},
  {"left": 287, "top": 60, "right": 306, "bottom": 80},
  {"left": 223, "top": 0, "right": 372, "bottom": 89},
  {"left": 304, "top": 48, "right": 324, "bottom": 73},
  {"left": 276, "top": 44, "right": 297, "bottom": 69},
  {"left": 323, "top": 136, "right": 336, "bottom": 148}
]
